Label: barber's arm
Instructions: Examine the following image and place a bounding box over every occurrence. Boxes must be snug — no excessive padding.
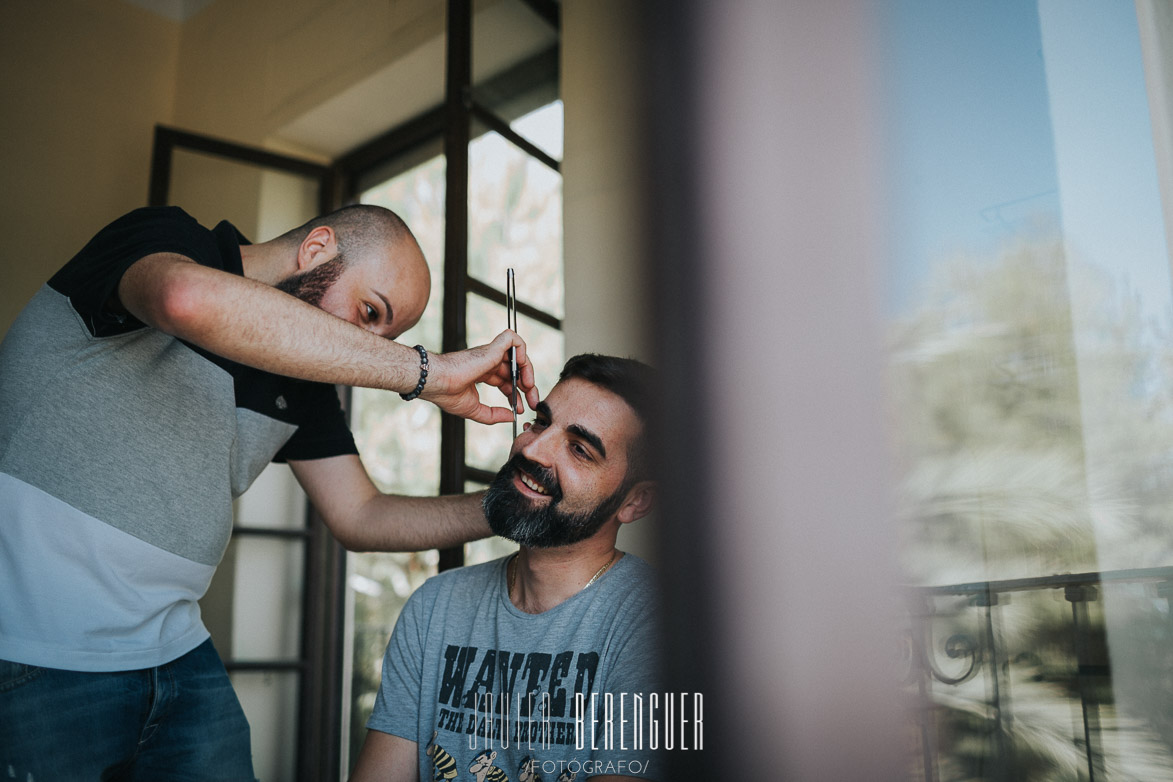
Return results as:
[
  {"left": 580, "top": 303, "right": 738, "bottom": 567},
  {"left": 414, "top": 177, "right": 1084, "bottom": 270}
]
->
[
  {"left": 349, "top": 731, "right": 419, "bottom": 782},
  {"left": 117, "top": 252, "right": 538, "bottom": 422},
  {"left": 289, "top": 454, "right": 490, "bottom": 550}
]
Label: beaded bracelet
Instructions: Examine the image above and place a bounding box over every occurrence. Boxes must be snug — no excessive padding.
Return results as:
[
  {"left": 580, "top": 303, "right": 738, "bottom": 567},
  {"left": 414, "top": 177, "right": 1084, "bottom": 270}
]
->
[{"left": 399, "top": 345, "right": 429, "bottom": 401}]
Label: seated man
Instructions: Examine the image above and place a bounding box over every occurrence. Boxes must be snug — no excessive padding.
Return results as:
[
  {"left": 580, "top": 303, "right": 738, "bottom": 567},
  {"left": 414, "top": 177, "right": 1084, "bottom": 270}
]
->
[{"left": 352, "top": 354, "right": 664, "bottom": 782}]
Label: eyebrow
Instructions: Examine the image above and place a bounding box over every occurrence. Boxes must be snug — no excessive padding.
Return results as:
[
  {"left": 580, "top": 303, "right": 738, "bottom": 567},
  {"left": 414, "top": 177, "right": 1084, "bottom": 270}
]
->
[
  {"left": 376, "top": 291, "right": 394, "bottom": 326},
  {"left": 536, "top": 400, "right": 607, "bottom": 459}
]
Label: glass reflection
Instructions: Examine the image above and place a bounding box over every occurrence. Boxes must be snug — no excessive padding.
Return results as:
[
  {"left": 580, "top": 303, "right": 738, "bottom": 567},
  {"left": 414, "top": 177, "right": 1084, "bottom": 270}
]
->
[{"left": 885, "top": 1, "right": 1173, "bottom": 778}]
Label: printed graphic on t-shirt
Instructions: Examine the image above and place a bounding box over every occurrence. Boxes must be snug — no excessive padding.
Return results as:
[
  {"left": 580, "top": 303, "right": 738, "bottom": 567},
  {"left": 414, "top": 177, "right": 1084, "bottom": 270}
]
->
[
  {"left": 436, "top": 644, "right": 597, "bottom": 748},
  {"left": 428, "top": 643, "right": 662, "bottom": 780}
]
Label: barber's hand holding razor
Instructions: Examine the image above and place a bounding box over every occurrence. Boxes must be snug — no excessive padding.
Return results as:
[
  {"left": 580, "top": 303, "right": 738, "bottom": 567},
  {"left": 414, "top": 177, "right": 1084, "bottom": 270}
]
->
[{"left": 421, "top": 330, "right": 538, "bottom": 425}]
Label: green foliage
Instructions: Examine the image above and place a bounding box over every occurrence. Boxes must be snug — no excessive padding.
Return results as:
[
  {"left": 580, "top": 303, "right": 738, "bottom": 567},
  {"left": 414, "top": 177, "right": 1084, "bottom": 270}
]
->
[{"left": 892, "top": 233, "right": 1173, "bottom": 778}]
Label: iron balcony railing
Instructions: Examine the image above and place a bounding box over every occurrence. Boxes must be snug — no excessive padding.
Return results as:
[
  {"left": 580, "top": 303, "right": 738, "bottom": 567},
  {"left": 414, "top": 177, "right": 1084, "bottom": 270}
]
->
[{"left": 904, "top": 565, "right": 1173, "bottom": 782}]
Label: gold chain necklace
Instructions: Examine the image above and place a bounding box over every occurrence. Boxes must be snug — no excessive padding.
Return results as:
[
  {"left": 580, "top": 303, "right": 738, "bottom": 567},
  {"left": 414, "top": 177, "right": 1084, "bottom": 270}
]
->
[{"left": 508, "top": 549, "right": 619, "bottom": 597}]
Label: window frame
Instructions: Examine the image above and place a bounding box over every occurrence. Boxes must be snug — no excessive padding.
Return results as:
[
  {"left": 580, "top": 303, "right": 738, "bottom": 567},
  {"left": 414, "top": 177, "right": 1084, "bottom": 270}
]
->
[{"left": 335, "top": 5, "right": 562, "bottom": 572}]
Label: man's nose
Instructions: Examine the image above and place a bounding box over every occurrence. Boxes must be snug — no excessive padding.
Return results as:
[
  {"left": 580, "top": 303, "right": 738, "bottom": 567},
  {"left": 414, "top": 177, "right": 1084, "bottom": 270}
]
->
[{"left": 519, "top": 428, "right": 556, "bottom": 467}]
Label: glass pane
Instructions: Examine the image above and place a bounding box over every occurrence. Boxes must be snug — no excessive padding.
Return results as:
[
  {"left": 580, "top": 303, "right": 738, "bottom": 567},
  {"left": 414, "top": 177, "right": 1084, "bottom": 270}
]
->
[
  {"left": 465, "top": 535, "right": 519, "bottom": 567},
  {"left": 350, "top": 389, "right": 440, "bottom": 496},
  {"left": 509, "top": 99, "right": 564, "bottom": 164},
  {"left": 346, "top": 156, "right": 448, "bottom": 767},
  {"left": 230, "top": 536, "right": 303, "bottom": 661},
  {"left": 471, "top": 0, "right": 560, "bottom": 155},
  {"left": 232, "top": 463, "right": 306, "bottom": 531},
  {"left": 347, "top": 549, "right": 439, "bottom": 766},
  {"left": 360, "top": 153, "right": 446, "bottom": 352},
  {"left": 469, "top": 105, "right": 565, "bottom": 318},
  {"left": 883, "top": 2, "right": 1173, "bottom": 778},
  {"left": 170, "top": 148, "right": 319, "bottom": 242},
  {"left": 231, "top": 670, "right": 299, "bottom": 782},
  {"left": 465, "top": 294, "right": 564, "bottom": 473},
  {"left": 353, "top": 152, "right": 446, "bottom": 496}
]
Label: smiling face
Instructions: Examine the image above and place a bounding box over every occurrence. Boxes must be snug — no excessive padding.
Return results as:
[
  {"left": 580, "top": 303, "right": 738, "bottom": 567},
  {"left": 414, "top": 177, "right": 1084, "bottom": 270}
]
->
[{"left": 483, "top": 377, "right": 644, "bottom": 548}]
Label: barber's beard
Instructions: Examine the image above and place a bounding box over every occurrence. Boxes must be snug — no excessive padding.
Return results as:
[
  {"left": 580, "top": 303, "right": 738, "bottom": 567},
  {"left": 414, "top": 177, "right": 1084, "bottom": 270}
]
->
[
  {"left": 483, "top": 453, "right": 630, "bottom": 548},
  {"left": 274, "top": 253, "right": 346, "bottom": 307}
]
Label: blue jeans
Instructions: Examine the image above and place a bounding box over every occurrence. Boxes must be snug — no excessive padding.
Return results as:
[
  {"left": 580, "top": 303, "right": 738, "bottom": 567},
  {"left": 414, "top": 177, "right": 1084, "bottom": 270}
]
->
[{"left": 0, "top": 639, "right": 256, "bottom": 781}]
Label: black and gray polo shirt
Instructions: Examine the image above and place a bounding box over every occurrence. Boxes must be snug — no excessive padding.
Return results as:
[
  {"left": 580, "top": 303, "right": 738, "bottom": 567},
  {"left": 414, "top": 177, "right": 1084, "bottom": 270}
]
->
[{"left": 0, "top": 206, "right": 357, "bottom": 671}]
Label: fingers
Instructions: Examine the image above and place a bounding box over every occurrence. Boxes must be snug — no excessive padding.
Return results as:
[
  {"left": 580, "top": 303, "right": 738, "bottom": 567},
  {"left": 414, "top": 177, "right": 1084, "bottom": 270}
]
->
[
  {"left": 523, "top": 377, "right": 540, "bottom": 409},
  {"left": 492, "top": 329, "right": 540, "bottom": 410},
  {"left": 506, "top": 382, "right": 526, "bottom": 413},
  {"left": 464, "top": 402, "right": 518, "bottom": 426},
  {"left": 433, "top": 331, "right": 540, "bottom": 422}
]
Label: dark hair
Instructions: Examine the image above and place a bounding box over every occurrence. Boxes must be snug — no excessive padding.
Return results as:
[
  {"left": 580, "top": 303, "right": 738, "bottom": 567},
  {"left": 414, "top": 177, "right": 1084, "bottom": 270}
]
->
[
  {"left": 559, "top": 353, "right": 656, "bottom": 481},
  {"left": 276, "top": 204, "right": 416, "bottom": 260}
]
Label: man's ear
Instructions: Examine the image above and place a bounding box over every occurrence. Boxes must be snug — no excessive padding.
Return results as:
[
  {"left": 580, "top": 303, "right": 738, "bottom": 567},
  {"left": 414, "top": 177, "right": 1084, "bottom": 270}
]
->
[
  {"left": 617, "top": 481, "right": 657, "bottom": 524},
  {"left": 297, "top": 225, "right": 338, "bottom": 271}
]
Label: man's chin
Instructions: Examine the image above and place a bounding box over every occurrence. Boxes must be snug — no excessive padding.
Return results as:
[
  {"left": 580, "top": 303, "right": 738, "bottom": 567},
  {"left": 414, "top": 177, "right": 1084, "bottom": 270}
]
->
[
  {"left": 519, "top": 494, "right": 553, "bottom": 513},
  {"left": 486, "top": 507, "right": 555, "bottom": 547}
]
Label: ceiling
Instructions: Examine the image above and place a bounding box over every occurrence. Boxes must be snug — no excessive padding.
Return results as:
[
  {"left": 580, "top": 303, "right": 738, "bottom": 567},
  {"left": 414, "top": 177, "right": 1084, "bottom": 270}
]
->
[
  {"left": 120, "top": 0, "right": 215, "bottom": 22},
  {"left": 272, "top": 0, "right": 557, "bottom": 158},
  {"left": 118, "top": 0, "right": 557, "bottom": 160}
]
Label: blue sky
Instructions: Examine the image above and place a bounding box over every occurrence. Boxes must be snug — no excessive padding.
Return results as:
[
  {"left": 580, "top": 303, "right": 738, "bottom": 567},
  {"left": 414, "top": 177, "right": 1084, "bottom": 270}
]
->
[{"left": 880, "top": 0, "right": 1170, "bottom": 321}]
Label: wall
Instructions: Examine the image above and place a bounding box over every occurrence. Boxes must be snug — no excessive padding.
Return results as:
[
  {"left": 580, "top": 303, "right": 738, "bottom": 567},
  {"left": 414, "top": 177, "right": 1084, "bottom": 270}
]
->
[
  {"left": 562, "top": 0, "right": 657, "bottom": 560},
  {"left": 169, "top": 0, "right": 445, "bottom": 151},
  {"left": 0, "top": 0, "right": 179, "bottom": 336},
  {"left": 562, "top": 0, "right": 649, "bottom": 361},
  {"left": 0, "top": 0, "right": 458, "bottom": 338}
]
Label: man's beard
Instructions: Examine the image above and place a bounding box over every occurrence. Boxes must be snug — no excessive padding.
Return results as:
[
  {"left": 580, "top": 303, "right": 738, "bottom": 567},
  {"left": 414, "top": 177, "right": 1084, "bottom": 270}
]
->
[
  {"left": 483, "top": 453, "right": 630, "bottom": 548},
  {"left": 274, "top": 253, "right": 346, "bottom": 307}
]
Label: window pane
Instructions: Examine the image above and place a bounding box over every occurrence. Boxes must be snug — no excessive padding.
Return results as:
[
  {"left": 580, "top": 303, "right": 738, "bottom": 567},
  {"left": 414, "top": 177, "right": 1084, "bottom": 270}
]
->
[
  {"left": 469, "top": 104, "right": 564, "bottom": 318},
  {"left": 361, "top": 153, "right": 446, "bottom": 351},
  {"left": 508, "top": 99, "right": 564, "bottom": 164},
  {"left": 346, "top": 549, "right": 438, "bottom": 766},
  {"left": 346, "top": 156, "right": 448, "bottom": 767},
  {"left": 471, "top": 0, "right": 560, "bottom": 156},
  {"left": 231, "top": 670, "right": 299, "bottom": 782},
  {"left": 883, "top": 2, "right": 1173, "bottom": 777},
  {"left": 169, "top": 148, "right": 319, "bottom": 242},
  {"left": 465, "top": 294, "right": 564, "bottom": 473},
  {"left": 465, "top": 535, "right": 518, "bottom": 567},
  {"left": 230, "top": 536, "right": 303, "bottom": 660}
]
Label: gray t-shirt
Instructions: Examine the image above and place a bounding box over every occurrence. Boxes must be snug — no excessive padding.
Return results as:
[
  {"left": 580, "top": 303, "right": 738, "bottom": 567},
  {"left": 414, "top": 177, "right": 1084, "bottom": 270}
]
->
[{"left": 368, "top": 553, "right": 664, "bottom": 781}]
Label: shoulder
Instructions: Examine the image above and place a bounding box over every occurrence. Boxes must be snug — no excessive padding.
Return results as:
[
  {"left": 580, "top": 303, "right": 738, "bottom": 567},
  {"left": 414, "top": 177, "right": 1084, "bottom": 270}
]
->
[
  {"left": 430, "top": 557, "right": 507, "bottom": 591},
  {"left": 46, "top": 207, "right": 219, "bottom": 335},
  {"left": 93, "top": 206, "right": 207, "bottom": 241},
  {"left": 606, "top": 553, "right": 658, "bottom": 604},
  {"left": 408, "top": 557, "right": 508, "bottom": 607},
  {"left": 616, "top": 552, "right": 655, "bottom": 580},
  {"left": 119, "top": 205, "right": 200, "bottom": 225},
  {"left": 590, "top": 553, "right": 661, "bottom": 637},
  {"left": 57, "top": 206, "right": 215, "bottom": 277}
]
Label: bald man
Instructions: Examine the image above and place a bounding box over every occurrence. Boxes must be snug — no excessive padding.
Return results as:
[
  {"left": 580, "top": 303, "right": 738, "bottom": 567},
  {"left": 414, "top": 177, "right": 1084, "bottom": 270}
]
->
[{"left": 0, "top": 204, "right": 538, "bottom": 780}]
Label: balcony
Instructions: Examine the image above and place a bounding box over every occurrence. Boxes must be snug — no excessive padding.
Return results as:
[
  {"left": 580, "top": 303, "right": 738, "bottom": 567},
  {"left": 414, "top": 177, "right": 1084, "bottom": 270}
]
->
[{"left": 906, "top": 566, "right": 1173, "bottom": 781}]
